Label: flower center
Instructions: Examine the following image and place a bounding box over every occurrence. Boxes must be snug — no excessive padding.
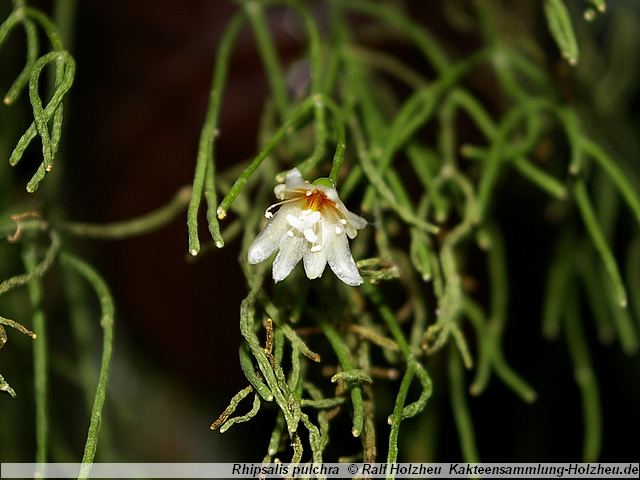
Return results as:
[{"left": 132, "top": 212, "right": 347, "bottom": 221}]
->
[{"left": 304, "top": 189, "right": 332, "bottom": 212}]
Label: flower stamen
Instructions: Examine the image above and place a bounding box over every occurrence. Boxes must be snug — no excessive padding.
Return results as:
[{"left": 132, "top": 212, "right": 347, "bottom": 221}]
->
[{"left": 264, "top": 196, "right": 307, "bottom": 218}]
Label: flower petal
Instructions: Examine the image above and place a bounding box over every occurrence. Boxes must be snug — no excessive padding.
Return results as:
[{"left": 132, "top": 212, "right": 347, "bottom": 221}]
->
[
  {"left": 346, "top": 210, "right": 368, "bottom": 231},
  {"left": 303, "top": 220, "right": 327, "bottom": 279},
  {"left": 272, "top": 232, "right": 305, "bottom": 282},
  {"left": 326, "top": 228, "right": 363, "bottom": 286},
  {"left": 247, "top": 204, "right": 297, "bottom": 264},
  {"left": 303, "top": 249, "right": 327, "bottom": 279},
  {"left": 284, "top": 168, "right": 306, "bottom": 190}
]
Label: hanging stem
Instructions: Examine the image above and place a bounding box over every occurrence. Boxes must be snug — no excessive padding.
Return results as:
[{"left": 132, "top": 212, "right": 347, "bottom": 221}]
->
[{"left": 59, "top": 253, "right": 115, "bottom": 478}]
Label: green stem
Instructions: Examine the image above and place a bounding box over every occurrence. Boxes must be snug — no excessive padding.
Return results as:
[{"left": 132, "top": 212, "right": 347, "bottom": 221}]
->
[
  {"left": 52, "top": 0, "right": 78, "bottom": 52},
  {"left": 0, "top": 228, "right": 60, "bottom": 296},
  {"left": 244, "top": 0, "right": 290, "bottom": 120},
  {"left": 563, "top": 288, "right": 602, "bottom": 462},
  {"left": 351, "top": 113, "right": 439, "bottom": 234},
  {"left": 62, "top": 185, "right": 192, "bottom": 240},
  {"left": 217, "top": 95, "right": 317, "bottom": 218},
  {"left": 60, "top": 248, "right": 116, "bottom": 462},
  {"left": 541, "top": 231, "right": 575, "bottom": 339},
  {"left": 0, "top": 373, "right": 17, "bottom": 398},
  {"left": 544, "top": 0, "right": 579, "bottom": 65},
  {"left": 286, "top": 0, "right": 327, "bottom": 174},
  {"left": 2, "top": 15, "right": 38, "bottom": 105},
  {"left": 324, "top": 97, "right": 346, "bottom": 186},
  {"left": 23, "top": 7, "right": 64, "bottom": 50},
  {"left": 187, "top": 11, "right": 245, "bottom": 255},
  {"left": 573, "top": 178, "right": 627, "bottom": 308},
  {"left": 474, "top": 98, "right": 548, "bottom": 222},
  {"left": 448, "top": 345, "right": 480, "bottom": 463},
  {"left": 239, "top": 342, "right": 273, "bottom": 401},
  {"left": 22, "top": 243, "right": 48, "bottom": 465},
  {"left": 363, "top": 282, "right": 432, "bottom": 420},
  {"left": 0, "top": 316, "right": 37, "bottom": 340},
  {"left": 239, "top": 298, "right": 301, "bottom": 441},
  {"left": 345, "top": 0, "right": 451, "bottom": 74},
  {"left": 581, "top": 137, "right": 640, "bottom": 229},
  {"left": 314, "top": 313, "right": 364, "bottom": 438},
  {"left": 59, "top": 253, "right": 115, "bottom": 477},
  {"left": 386, "top": 362, "right": 415, "bottom": 474}
]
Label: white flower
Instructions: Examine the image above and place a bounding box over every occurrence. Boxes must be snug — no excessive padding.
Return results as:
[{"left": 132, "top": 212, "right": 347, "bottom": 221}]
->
[{"left": 247, "top": 168, "right": 368, "bottom": 286}]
